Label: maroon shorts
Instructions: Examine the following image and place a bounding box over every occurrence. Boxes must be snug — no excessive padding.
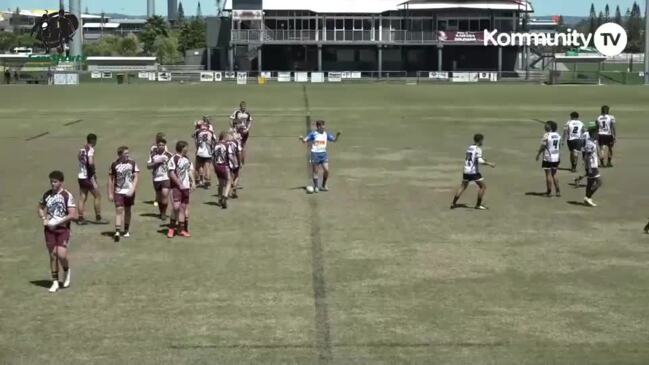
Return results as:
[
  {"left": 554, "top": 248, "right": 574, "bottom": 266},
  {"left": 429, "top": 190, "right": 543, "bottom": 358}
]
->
[
  {"left": 240, "top": 132, "right": 249, "bottom": 146},
  {"left": 114, "top": 193, "right": 135, "bottom": 207},
  {"left": 44, "top": 228, "right": 70, "bottom": 252},
  {"left": 214, "top": 164, "right": 230, "bottom": 180},
  {"left": 78, "top": 178, "right": 96, "bottom": 192},
  {"left": 172, "top": 188, "right": 190, "bottom": 204},
  {"left": 153, "top": 180, "right": 171, "bottom": 192}
]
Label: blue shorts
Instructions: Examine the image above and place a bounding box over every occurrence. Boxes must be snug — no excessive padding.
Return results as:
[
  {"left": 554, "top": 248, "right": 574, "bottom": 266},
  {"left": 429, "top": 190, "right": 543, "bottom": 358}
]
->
[{"left": 310, "top": 152, "right": 328, "bottom": 165}]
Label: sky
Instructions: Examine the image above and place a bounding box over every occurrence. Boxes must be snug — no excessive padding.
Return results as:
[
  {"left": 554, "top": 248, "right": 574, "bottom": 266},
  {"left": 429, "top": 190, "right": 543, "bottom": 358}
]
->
[{"left": 1, "top": 0, "right": 646, "bottom": 16}]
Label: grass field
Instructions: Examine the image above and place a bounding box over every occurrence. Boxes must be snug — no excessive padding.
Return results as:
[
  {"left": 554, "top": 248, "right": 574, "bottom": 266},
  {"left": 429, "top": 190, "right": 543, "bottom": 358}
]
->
[{"left": 2, "top": 83, "right": 649, "bottom": 365}]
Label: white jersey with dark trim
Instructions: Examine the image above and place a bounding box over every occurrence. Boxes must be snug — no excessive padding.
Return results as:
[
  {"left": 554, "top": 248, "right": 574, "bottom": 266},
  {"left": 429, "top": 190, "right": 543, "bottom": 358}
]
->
[
  {"left": 565, "top": 120, "right": 585, "bottom": 141},
  {"left": 597, "top": 114, "right": 616, "bottom": 136},
  {"left": 542, "top": 132, "right": 561, "bottom": 163},
  {"left": 463, "top": 144, "right": 482, "bottom": 175},
  {"left": 584, "top": 139, "right": 599, "bottom": 170}
]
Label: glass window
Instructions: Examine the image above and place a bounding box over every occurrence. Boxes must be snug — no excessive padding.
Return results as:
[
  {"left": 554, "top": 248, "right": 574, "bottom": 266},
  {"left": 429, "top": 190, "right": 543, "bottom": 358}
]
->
[
  {"left": 459, "top": 19, "right": 469, "bottom": 31},
  {"left": 438, "top": 20, "right": 447, "bottom": 31},
  {"left": 479, "top": 19, "right": 490, "bottom": 30},
  {"left": 326, "top": 19, "right": 335, "bottom": 29},
  {"left": 423, "top": 19, "right": 433, "bottom": 31},
  {"left": 470, "top": 19, "right": 479, "bottom": 31},
  {"left": 354, "top": 19, "right": 362, "bottom": 30},
  {"left": 447, "top": 19, "right": 458, "bottom": 30},
  {"left": 345, "top": 19, "right": 353, "bottom": 30},
  {"left": 336, "top": 19, "right": 343, "bottom": 29},
  {"left": 363, "top": 19, "right": 372, "bottom": 30}
]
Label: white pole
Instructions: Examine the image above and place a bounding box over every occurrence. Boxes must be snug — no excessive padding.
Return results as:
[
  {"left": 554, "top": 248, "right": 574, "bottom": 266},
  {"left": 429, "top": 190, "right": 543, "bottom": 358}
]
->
[{"left": 644, "top": 0, "right": 649, "bottom": 84}]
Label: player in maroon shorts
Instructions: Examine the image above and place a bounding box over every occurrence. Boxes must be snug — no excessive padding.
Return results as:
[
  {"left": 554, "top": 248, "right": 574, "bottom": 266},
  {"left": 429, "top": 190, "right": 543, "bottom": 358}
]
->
[
  {"left": 38, "top": 171, "right": 78, "bottom": 293},
  {"left": 230, "top": 101, "right": 253, "bottom": 164},
  {"left": 193, "top": 123, "right": 217, "bottom": 189},
  {"left": 77, "top": 133, "right": 107, "bottom": 225},
  {"left": 212, "top": 132, "right": 232, "bottom": 208},
  {"left": 147, "top": 137, "right": 173, "bottom": 221},
  {"left": 107, "top": 146, "right": 140, "bottom": 243},
  {"left": 168, "top": 141, "right": 195, "bottom": 238},
  {"left": 150, "top": 132, "right": 167, "bottom": 207}
]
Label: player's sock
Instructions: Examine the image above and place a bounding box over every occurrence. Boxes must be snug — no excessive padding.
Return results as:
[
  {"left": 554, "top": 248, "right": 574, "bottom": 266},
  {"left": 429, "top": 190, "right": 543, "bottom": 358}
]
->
[
  {"left": 322, "top": 177, "right": 328, "bottom": 188},
  {"left": 452, "top": 196, "right": 459, "bottom": 206},
  {"left": 185, "top": 218, "right": 189, "bottom": 232},
  {"left": 124, "top": 224, "right": 130, "bottom": 234},
  {"left": 51, "top": 271, "right": 59, "bottom": 282},
  {"left": 96, "top": 214, "right": 102, "bottom": 221},
  {"left": 476, "top": 196, "right": 483, "bottom": 207},
  {"left": 313, "top": 178, "right": 319, "bottom": 189},
  {"left": 170, "top": 218, "right": 177, "bottom": 229}
]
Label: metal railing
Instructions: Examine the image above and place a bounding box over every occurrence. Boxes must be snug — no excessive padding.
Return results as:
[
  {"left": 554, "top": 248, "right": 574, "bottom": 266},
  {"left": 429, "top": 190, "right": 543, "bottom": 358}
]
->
[{"left": 231, "top": 29, "right": 441, "bottom": 44}]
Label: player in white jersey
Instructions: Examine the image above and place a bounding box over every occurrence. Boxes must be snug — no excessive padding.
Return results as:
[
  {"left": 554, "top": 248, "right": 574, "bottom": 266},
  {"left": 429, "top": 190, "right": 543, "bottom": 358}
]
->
[
  {"left": 582, "top": 124, "right": 602, "bottom": 207},
  {"left": 193, "top": 123, "right": 217, "bottom": 189},
  {"left": 150, "top": 132, "right": 167, "bottom": 207},
  {"left": 147, "top": 137, "right": 173, "bottom": 221},
  {"left": 77, "top": 133, "right": 107, "bottom": 225},
  {"left": 536, "top": 121, "right": 562, "bottom": 197},
  {"left": 167, "top": 141, "right": 195, "bottom": 238},
  {"left": 230, "top": 101, "right": 253, "bottom": 164},
  {"left": 299, "top": 120, "right": 341, "bottom": 192},
  {"left": 596, "top": 105, "right": 616, "bottom": 167},
  {"left": 451, "top": 134, "right": 496, "bottom": 210},
  {"left": 563, "top": 112, "right": 585, "bottom": 173}
]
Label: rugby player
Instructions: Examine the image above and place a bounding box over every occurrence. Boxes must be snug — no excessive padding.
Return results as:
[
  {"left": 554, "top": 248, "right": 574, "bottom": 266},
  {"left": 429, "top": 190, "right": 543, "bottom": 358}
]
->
[
  {"left": 168, "top": 141, "right": 195, "bottom": 238},
  {"left": 38, "top": 171, "right": 78, "bottom": 292},
  {"left": 77, "top": 133, "right": 106, "bottom": 224},
  {"left": 230, "top": 101, "right": 253, "bottom": 164},
  {"left": 536, "top": 121, "right": 562, "bottom": 197},
  {"left": 563, "top": 112, "right": 585, "bottom": 173},
  {"left": 451, "top": 134, "right": 496, "bottom": 210},
  {"left": 213, "top": 132, "right": 232, "bottom": 209},
  {"left": 299, "top": 120, "right": 341, "bottom": 192},
  {"left": 108, "top": 146, "right": 140, "bottom": 243},
  {"left": 227, "top": 129, "right": 243, "bottom": 198},
  {"left": 194, "top": 123, "right": 217, "bottom": 188},
  {"left": 150, "top": 132, "right": 167, "bottom": 207},
  {"left": 596, "top": 105, "right": 616, "bottom": 167},
  {"left": 147, "top": 137, "right": 173, "bottom": 220},
  {"left": 582, "top": 124, "right": 602, "bottom": 207}
]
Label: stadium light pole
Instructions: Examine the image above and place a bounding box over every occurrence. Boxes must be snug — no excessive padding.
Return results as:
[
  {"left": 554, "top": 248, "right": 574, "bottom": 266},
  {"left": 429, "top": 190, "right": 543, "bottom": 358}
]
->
[{"left": 645, "top": 0, "right": 649, "bottom": 85}]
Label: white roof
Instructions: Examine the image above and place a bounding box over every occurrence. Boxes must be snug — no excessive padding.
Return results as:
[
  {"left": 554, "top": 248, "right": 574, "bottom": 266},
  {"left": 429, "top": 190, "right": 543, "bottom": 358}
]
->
[
  {"left": 225, "top": 0, "right": 532, "bottom": 13},
  {"left": 83, "top": 23, "right": 120, "bottom": 29}
]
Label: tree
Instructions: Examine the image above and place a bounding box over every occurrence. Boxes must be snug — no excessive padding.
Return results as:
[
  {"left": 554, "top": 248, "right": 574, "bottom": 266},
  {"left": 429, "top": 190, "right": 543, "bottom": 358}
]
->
[
  {"left": 597, "top": 11, "right": 604, "bottom": 27},
  {"left": 589, "top": 3, "right": 597, "bottom": 42},
  {"left": 140, "top": 16, "right": 169, "bottom": 54},
  {"left": 604, "top": 4, "right": 610, "bottom": 22},
  {"left": 83, "top": 36, "right": 119, "bottom": 56},
  {"left": 177, "top": 1, "right": 185, "bottom": 25},
  {"left": 615, "top": 6, "right": 622, "bottom": 25},
  {"left": 626, "top": 1, "right": 643, "bottom": 52},
  {"left": 118, "top": 34, "right": 141, "bottom": 56},
  {"left": 153, "top": 35, "right": 183, "bottom": 64},
  {"left": 178, "top": 18, "right": 206, "bottom": 53},
  {"left": 196, "top": 2, "right": 203, "bottom": 19}
]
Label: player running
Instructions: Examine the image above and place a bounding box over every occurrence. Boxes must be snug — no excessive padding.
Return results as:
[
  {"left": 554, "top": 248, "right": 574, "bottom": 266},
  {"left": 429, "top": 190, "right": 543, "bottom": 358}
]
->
[
  {"left": 230, "top": 101, "right": 253, "bottom": 164},
  {"left": 213, "top": 132, "right": 232, "bottom": 209},
  {"left": 77, "top": 133, "right": 106, "bottom": 225},
  {"left": 582, "top": 124, "right": 602, "bottom": 207},
  {"left": 147, "top": 137, "right": 173, "bottom": 220},
  {"left": 108, "top": 146, "right": 140, "bottom": 243},
  {"left": 38, "top": 171, "right": 78, "bottom": 293},
  {"left": 168, "top": 141, "right": 195, "bottom": 238},
  {"left": 193, "top": 123, "right": 217, "bottom": 189},
  {"left": 451, "top": 134, "right": 496, "bottom": 210},
  {"left": 536, "top": 121, "right": 562, "bottom": 197},
  {"left": 299, "top": 120, "right": 341, "bottom": 192},
  {"left": 563, "top": 112, "right": 585, "bottom": 173},
  {"left": 596, "top": 105, "right": 616, "bottom": 167}
]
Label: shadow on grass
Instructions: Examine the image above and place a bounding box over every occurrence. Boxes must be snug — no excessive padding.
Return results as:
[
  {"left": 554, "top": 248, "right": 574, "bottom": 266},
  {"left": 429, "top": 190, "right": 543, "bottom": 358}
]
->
[
  {"left": 567, "top": 201, "right": 587, "bottom": 207},
  {"left": 525, "top": 192, "right": 551, "bottom": 197},
  {"left": 140, "top": 213, "right": 161, "bottom": 219},
  {"left": 142, "top": 200, "right": 156, "bottom": 205},
  {"left": 100, "top": 231, "right": 115, "bottom": 238},
  {"left": 30, "top": 280, "right": 52, "bottom": 288},
  {"left": 450, "top": 203, "right": 472, "bottom": 210},
  {"left": 204, "top": 201, "right": 221, "bottom": 207}
]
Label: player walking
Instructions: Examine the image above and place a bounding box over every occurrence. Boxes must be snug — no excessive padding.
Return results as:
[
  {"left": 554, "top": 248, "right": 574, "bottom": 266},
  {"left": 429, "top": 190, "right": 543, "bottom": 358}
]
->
[
  {"left": 213, "top": 132, "right": 232, "bottom": 209},
  {"left": 77, "top": 133, "right": 106, "bottom": 224},
  {"left": 451, "top": 134, "right": 496, "bottom": 210},
  {"left": 563, "top": 112, "right": 585, "bottom": 173},
  {"left": 150, "top": 132, "right": 167, "bottom": 207},
  {"left": 147, "top": 137, "right": 173, "bottom": 220},
  {"left": 536, "top": 121, "right": 562, "bottom": 197},
  {"left": 38, "top": 171, "right": 78, "bottom": 293},
  {"left": 582, "top": 124, "right": 602, "bottom": 207},
  {"left": 230, "top": 101, "right": 253, "bottom": 164},
  {"left": 299, "top": 120, "right": 341, "bottom": 192},
  {"left": 108, "top": 146, "right": 140, "bottom": 243},
  {"left": 168, "top": 141, "right": 195, "bottom": 238},
  {"left": 597, "top": 105, "right": 616, "bottom": 167},
  {"left": 193, "top": 123, "right": 217, "bottom": 188},
  {"left": 227, "top": 130, "right": 243, "bottom": 198}
]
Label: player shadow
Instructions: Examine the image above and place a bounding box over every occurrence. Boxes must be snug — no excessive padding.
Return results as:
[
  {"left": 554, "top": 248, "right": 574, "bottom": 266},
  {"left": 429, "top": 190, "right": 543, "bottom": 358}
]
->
[
  {"left": 30, "top": 280, "right": 52, "bottom": 288},
  {"left": 204, "top": 201, "right": 221, "bottom": 207},
  {"left": 142, "top": 200, "right": 156, "bottom": 205},
  {"left": 568, "top": 182, "right": 586, "bottom": 188},
  {"left": 88, "top": 220, "right": 109, "bottom": 225},
  {"left": 140, "top": 213, "right": 161, "bottom": 219},
  {"left": 567, "top": 201, "right": 588, "bottom": 206},
  {"left": 100, "top": 231, "right": 116, "bottom": 238},
  {"left": 525, "top": 192, "right": 552, "bottom": 197},
  {"left": 450, "top": 204, "right": 472, "bottom": 210},
  {"left": 156, "top": 229, "right": 170, "bottom": 236},
  {"left": 289, "top": 186, "right": 308, "bottom": 191},
  {"left": 557, "top": 167, "right": 573, "bottom": 172}
]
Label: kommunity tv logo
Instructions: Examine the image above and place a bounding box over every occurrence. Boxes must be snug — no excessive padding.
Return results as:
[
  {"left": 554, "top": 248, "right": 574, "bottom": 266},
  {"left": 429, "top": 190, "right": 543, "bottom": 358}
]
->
[{"left": 484, "top": 23, "right": 628, "bottom": 57}]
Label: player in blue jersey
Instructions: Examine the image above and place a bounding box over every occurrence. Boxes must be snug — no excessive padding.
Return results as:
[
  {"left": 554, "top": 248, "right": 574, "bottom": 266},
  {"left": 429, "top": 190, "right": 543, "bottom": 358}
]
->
[{"left": 299, "top": 120, "right": 341, "bottom": 192}]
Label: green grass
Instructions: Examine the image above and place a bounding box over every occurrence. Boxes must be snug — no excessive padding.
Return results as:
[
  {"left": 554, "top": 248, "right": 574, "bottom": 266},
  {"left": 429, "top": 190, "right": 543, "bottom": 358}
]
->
[{"left": 2, "top": 83, "right": 649, "bottom": 364}]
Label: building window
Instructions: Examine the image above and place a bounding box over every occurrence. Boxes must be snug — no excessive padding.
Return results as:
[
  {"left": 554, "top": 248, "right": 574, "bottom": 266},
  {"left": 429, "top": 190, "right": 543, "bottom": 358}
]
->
[
  {"left": 458, "top": 19, "right": 469, "bottom": 31},
  {"left": 469, "top": 19, "right": 479, "bottom": 31},
  {"left": 479, "top": 19, "right": 490, "bottom": 30},
  {"left": 447, "top": 19, "right": 458, "bottom": 31},
  {"left": 438, "top": 20, "right": 447, "bottom": 31}
]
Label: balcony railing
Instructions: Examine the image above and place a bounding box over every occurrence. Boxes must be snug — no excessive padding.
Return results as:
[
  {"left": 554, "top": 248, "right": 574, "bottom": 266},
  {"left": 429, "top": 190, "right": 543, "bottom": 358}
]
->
[{"left": 231, "top": 29, "right": 493, "bottom": 45}]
